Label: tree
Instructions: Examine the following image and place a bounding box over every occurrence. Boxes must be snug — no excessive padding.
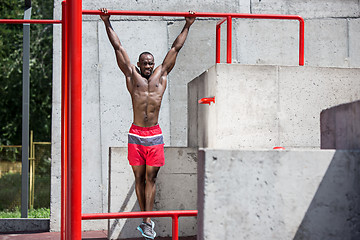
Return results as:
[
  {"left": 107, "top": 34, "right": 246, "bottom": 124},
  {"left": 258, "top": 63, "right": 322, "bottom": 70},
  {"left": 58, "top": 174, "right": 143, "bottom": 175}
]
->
[{"left": 0, "top": 0, "right": 54, "bottom": 145}]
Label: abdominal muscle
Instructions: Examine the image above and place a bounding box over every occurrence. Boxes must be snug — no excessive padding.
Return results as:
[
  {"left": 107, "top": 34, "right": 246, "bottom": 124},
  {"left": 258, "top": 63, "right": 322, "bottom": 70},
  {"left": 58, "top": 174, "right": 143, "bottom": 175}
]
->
[{"left": 131, "top": 90, "right": 162, "bottom": 127}]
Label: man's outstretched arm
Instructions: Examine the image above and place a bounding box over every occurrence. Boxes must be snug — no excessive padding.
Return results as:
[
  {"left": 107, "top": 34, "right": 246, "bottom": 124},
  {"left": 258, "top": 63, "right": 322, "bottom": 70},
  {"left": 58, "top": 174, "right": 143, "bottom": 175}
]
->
[
  {"left": 99, "top": 8, "right": 132, "bottom": 78},
  {"left": 161, "top": 11, "right": 196, "bottom": 76}
]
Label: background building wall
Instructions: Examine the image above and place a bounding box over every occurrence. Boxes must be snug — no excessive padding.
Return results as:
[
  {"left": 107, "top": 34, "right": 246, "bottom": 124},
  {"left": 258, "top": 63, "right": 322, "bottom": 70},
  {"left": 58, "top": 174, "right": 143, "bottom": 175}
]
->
[{"left": 51, "top": 0, "right": 360, "bottom": 231}]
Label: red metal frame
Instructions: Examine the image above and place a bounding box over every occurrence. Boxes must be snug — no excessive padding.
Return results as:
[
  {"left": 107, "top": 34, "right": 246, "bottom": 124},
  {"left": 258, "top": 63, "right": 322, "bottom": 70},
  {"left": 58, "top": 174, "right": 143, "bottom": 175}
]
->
[
  {"left": 82, "top": 10, "right": 305, "bottom": 65},
  {"left": 216, "top": 18, "right": 227, "bottom": 63},
  {"left": 0, "top": 19, "right": 61, "bottom": 24},
  {"left": 82, "top": 210, "right": 198, "bottom": 240},
  {"left": 65, "top": 0, "right": 83, "bottom": 239}
]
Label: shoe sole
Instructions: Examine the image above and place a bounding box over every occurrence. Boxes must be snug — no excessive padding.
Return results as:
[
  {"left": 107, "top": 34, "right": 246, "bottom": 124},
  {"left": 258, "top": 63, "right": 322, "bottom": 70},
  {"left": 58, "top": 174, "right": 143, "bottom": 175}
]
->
[{"left": 137, "top": 226, "right": 156, "bottom": 239}]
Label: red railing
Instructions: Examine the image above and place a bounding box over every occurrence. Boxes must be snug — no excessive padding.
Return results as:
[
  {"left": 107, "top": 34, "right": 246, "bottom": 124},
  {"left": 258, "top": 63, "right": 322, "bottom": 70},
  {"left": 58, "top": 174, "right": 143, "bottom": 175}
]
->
[
  {"left": 82, "top": 9, "right": 305, "bottom": 65},
  {"left": 0, "top": 19, "right": 62, "bottom": 24},
  {"left": 82, "top": 210, "right": 198, "bottom": 240}
]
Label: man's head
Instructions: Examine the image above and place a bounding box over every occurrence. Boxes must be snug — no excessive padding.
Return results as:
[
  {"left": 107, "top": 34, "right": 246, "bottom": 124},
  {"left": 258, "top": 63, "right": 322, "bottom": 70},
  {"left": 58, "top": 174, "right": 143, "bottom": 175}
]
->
[{"left": 137, "top": 52, "right": 154, "bottom": 79}]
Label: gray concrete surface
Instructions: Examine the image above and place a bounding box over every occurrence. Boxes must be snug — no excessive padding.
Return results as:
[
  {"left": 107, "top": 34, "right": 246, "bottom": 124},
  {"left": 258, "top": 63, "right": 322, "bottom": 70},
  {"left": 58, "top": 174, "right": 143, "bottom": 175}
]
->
[
  {"left": 0, "top": 219, "right": 49, "bottom": 233},
  {"left": 188, "top": 64, "right": 360, "bottom": 149},
  {"left": 108, "top": 147, "right": 197, "bottom": 239},
  {"left": 198, "top": 149, "right": 360, "bottom": 240},
  {"left": 0, "top": 231, "right": 195, "bottom": 240},
  {"left": 50, "top": 0, "right": 360, "bottom": 232},
  {"left": 321, "top": 100, "right": 360, "bottom": 150},
  {"left": 250, "top": 0, "right": 359, "bottom": 18}
]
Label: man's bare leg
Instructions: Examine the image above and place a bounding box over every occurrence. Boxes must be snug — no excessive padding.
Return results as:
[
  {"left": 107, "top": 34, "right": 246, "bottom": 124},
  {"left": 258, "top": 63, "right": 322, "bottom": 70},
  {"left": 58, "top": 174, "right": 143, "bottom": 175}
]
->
[
  {"left": 132, "top": 165, "right": 160, "bottom": 224},
  {"left": 132, "top": 165, "right": 146, "bottom": 213},
  {"left": 144, "top": 165, "right": 160, "bottom": 223}
]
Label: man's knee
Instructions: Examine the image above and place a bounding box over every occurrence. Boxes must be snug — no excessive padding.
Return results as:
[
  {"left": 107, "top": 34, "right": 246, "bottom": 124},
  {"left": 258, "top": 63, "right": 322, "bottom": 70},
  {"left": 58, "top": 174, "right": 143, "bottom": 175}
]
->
[
  {"left": 134, "top": 172, "right": 146, "bottom": 184},
  {"left": 145, "top": 172, "right": 157, "bottom": 184}
]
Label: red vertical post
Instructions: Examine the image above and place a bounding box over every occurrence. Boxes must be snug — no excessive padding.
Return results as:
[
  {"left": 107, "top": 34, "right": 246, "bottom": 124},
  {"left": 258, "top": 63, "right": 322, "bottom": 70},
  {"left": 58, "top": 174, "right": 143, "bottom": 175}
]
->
[
  {"left": 60, "top": 1, "right": 67, "bottom": 240},
  {"left": 226, "top": 16, "right": 232, "bottom": 64},
  {"left": 299, "top": 18, "right": 305, "bottom": 66},
  {"left": 172, "top": 214, "right": 179, "bottom": 240},
  {"left": 216, "top": 18, "right": 227, "bottom": 64},
  {"left": 216, "top": 24, "right": 221, "bottom": 63},
  {"left": 66, "top": 0, "right": 82, "bottom": 239}
]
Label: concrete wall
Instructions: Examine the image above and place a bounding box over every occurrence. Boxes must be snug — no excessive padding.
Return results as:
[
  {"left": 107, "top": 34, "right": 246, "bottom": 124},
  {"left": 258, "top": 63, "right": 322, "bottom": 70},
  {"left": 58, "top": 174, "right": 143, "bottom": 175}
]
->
[
  {"left": 51, "top": 0, "right": 360, "bottom": 231},
  {"left": 321, "top": 100, "right": 360, "bottom": 150},
  {"left": 0, "top": 219, "right": 49, "bottom": 233},
  {"left": 108, "top": 147, "right": 197, "bottom": 239},
  {"left": 188, "top": 64, "right": 360, "bottom": 150},
  {"left": 198, "top": 149, "right": 360, "bottom": 240}
]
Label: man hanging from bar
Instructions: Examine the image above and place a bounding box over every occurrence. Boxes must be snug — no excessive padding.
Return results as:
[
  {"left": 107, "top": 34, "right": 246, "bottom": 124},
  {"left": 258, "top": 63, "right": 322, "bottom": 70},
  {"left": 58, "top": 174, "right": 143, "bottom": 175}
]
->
[{"left": 99, "top": 8, "right": 196, "bottom": 239}]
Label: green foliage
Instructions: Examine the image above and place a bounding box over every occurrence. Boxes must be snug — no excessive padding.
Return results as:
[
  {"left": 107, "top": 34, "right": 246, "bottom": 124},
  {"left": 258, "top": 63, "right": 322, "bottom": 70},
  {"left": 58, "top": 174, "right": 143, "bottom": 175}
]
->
[
  {"left": 0, "top": 172, "right": 21, "bottom": 210},
  {"left": 0, "top": 147, "right": 22, "bottom": 162},
  {"left": 0, "top": 171, "right": 50, "bottom": 211},
  {"left": 0, "top": 0, "right": 54, "bottom": 145},
  {"left": 0, "top": 207, "right": 50, "bottom": 218}
]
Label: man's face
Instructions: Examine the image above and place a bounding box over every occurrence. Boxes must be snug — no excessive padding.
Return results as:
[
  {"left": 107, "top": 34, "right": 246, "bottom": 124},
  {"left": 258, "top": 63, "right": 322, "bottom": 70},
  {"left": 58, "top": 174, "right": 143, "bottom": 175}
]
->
[{"left": 137, "top": 54, "right": 154, "bottom": 79}]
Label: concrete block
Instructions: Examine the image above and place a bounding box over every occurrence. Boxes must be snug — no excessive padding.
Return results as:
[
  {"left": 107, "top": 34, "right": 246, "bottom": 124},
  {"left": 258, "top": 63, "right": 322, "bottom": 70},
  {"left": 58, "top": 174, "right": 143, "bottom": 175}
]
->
[
  {"left": 250, "top": 0, "right": 360, "bottom": 18},
  {"left": 189, "top": 64, "right": 279, "bottom": 149},
  {"left": 305, "top": 19, "right": 348, "bottom": 67},
  {"left": 188, "top": 64, "right": 360, "bottom": 149},
  {"left": 349, "top": 18, "right": 360, "bottom": 67},
  {"left": 108, "top": 147, "right": 197, "bottom": 239},
  {"left": 198, "top": 149, "right": 360, "bottom": 240},
  {"left": 0, "top": 219, "right": 49, "bottom": 233},
  {"left": 321, "top": 100, "right": 360, "bottom": 150}
]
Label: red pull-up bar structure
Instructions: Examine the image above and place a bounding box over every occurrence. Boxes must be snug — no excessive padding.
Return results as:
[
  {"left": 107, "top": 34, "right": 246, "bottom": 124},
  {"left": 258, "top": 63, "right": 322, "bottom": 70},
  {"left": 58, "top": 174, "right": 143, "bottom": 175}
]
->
[
  {"left": 82, "top": 9, "right": 305, "bottom": 65},
  {"left": 0, "top": 2, "right": 305, "bottom": 239}
]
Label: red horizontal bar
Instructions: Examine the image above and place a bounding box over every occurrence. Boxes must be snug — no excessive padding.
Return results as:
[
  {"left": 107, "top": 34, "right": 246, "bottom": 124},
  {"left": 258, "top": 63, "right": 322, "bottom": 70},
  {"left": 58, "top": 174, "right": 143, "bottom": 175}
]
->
[
  {"left": 82, "top": 9, "right": 304, "bottom": 21},
  {"left": 82, "top": 210, "right": 198, "bottom": 220},
  {"left": 0, "top": 19, "right": 62, "bottom": 24}
]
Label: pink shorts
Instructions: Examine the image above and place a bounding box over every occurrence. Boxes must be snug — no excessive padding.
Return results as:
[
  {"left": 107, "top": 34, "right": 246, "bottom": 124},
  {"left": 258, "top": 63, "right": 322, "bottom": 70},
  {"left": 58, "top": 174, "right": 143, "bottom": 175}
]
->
[{"left": 128, "top": 124, "right": 165, "bottom": 167}]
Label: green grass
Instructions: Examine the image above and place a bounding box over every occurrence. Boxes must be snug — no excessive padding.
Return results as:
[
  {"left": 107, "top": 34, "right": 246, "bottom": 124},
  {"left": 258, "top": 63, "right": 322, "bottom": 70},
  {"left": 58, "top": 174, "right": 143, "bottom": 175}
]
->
[
  {"left": 0, "top": 207, "right": 50, "bottom": 218},
  {"left": 0, "top": 172, "right": 50, "bottom": 210}
]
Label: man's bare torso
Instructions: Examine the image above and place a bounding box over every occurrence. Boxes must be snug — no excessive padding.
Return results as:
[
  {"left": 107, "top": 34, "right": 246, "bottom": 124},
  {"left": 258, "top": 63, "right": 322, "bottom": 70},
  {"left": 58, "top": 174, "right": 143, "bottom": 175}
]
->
[{"left": 127, "top": 65, "right": 167, "bottom": 127}]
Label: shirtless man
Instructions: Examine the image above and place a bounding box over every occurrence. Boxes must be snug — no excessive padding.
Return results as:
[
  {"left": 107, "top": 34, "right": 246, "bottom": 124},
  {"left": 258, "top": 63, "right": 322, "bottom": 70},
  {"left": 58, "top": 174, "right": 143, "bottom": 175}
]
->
[{"left": 99, "top": 8, "right": 196, "bottom": 239}]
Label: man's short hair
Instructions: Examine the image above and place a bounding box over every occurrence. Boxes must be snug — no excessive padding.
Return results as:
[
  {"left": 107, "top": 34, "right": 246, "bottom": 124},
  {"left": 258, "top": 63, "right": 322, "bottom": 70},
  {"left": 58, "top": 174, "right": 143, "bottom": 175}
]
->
[{"left": 138, "top": 52, "right": 154, "bottom": 61}]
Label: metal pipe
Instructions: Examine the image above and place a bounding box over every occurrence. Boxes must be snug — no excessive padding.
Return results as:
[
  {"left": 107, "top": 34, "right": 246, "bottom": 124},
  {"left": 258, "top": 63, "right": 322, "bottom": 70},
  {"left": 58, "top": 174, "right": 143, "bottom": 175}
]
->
[
  {"left": 82, "top": 10, "right": 304, "bottom": 65},
  {"left": 21, "top": 6, "right": 31, "bottom": 219},
  {"left": 81, "top": 210, "right": 198, "bottom": 220},
  {"left": 66, "top": 0, "right": 82, "bottom": 239},
  {"left": 299, "top": 19, "right": 305, "bottom": 66},
  {"left": 0, "top": 19, "right": 61, "bottom": 24},
  {"left": 226, "top": 16, "right": 232, "bottom": 64},
  {"left": 82, "top": 9, "right": 302, "bottom": 20},
  {"left": 60, "top": 1, "right": 68, "bottom": 240},
  {"left": 82, "top": 210, "right": 196, "bottom": 240},
  {"left": 216, "top": 18, "right": 227, "bottom": 63},
  {"left": 172, "top": 214, "right": 179, "bottom": 240}
]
